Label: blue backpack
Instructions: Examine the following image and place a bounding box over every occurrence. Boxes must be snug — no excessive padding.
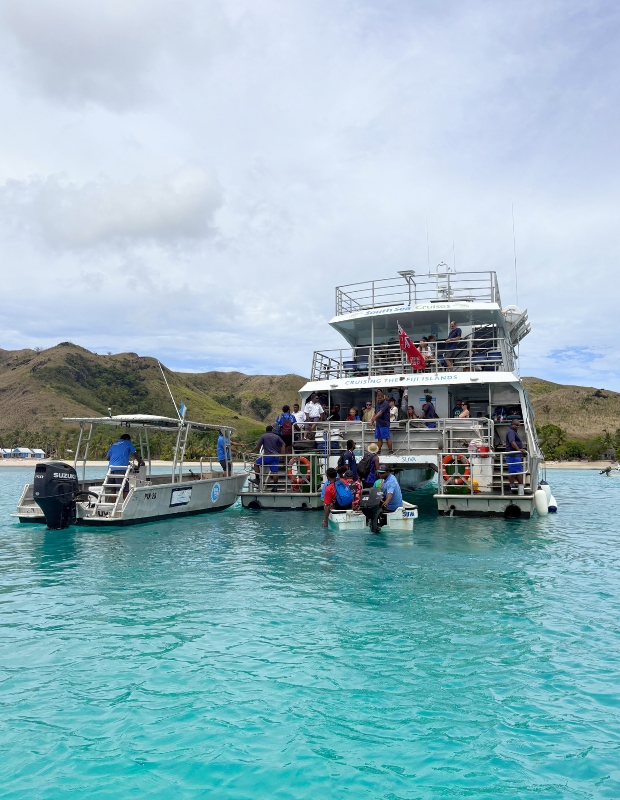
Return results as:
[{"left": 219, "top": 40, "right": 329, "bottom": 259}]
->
[{"left": 334, "top": 479, "right": 354, "bottom": 506}]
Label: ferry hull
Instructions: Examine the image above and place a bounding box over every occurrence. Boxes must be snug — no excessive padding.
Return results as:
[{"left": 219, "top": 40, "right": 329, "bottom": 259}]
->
[
  {"left": 396, "top": 466, "right": 435, "bottom": 492},
  {"left": 435, "top": 493, "right": 534, "bottom": 519},
  {"left": 241, "top": 492, "right": 322, "bottom": 510}
]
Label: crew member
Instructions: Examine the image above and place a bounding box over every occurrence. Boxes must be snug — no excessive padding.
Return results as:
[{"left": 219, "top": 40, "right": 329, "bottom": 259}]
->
[
  {"left": 106, "top": 432, "right": 144, "bottom": 495},
  {"left": 505, "top": 420, "right": 526, "bottom": 495}
]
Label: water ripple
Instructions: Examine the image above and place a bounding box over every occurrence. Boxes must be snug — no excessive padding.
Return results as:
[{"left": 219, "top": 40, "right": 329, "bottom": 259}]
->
[{"left": 1, "top": 467, "right": 620, "bottom": 797}]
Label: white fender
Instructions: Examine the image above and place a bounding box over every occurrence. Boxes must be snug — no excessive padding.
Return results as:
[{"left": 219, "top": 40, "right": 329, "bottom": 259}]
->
[
  {"left": 548, "top": 494, "right": 558, "bottom": 513},
  {"left": 534, "top": 489, "right": 548, "bottom": 515},
  {"left": 539, "top": 481, "right": 552, "bottom": 503}
]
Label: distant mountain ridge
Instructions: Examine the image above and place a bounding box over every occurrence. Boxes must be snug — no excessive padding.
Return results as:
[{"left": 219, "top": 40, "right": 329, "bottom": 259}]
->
[
  {"left": 0, "top": 343, "right": 306, "bottom": 440},
  {"left": 0, "top": 343, "right": 616, "bottom": 443}
]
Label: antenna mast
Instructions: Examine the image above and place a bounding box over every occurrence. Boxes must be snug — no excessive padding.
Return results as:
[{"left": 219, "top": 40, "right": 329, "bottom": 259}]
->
[
  {"left": 511, "top": 203, "right": 519, "bottom": 306},
  {"left": 158, "top": 361, "right": 182, "bottom": 421}
]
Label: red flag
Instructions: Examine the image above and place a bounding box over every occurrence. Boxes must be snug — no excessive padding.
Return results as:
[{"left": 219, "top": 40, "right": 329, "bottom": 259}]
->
[{"left": 398, "top": 323, "right": 426, "bottom": 370}]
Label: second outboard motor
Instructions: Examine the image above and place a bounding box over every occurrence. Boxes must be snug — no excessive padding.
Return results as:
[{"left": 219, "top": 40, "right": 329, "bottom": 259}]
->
[{"left": 32, "top": 461, "right": 79, "bottom": 530}]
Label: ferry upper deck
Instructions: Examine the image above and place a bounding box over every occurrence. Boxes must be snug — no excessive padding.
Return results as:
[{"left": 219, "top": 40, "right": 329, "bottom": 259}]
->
[
  {"left": 331, "top": 270, "right": 527, "bottom": 335},
  {"left": 311, "top": 270, "right": 530, "bottom": 383}
]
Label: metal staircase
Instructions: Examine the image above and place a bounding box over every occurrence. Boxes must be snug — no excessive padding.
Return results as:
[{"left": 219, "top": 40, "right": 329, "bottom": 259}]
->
[{"left": 93, "top": 464, "right": 132, "bottom": 517}]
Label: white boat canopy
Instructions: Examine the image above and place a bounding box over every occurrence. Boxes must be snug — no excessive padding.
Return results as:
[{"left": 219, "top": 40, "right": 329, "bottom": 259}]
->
[{"left": 63, "top": 414, "right": 234, "bottom": 433}]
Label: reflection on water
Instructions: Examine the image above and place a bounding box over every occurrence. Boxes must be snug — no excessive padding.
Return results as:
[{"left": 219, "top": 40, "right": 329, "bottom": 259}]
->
[
  {"left": 1, "top": 467, "right": 620, "bottom": 798},
  {"left": 33, "top": 529, "right": 79, "bottom": 576}
]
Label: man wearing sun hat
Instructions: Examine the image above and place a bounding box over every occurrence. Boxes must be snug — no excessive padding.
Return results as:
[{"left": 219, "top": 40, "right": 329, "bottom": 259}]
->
[{"left": 359, "top": 442, "right": 380, "bottom": 488}]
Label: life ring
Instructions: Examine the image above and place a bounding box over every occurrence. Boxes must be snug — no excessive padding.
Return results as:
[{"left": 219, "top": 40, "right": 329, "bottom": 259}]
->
[
  {"left": 288, "top": 456, "right": 310, "bottom": 479},
  {"left": 292, "top": 476, "right": 303, "bottom": 493},
  {"left": 442, "top": 453, "right": 470, "bottom": 482}
]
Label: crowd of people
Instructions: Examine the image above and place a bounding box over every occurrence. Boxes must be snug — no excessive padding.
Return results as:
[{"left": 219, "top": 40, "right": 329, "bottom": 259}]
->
[{"left": 213, "top": 384, "right": 527, "bottom": 517}]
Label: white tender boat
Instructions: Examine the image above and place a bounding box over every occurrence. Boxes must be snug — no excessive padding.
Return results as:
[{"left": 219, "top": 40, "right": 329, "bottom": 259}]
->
[
  {"left": 14, "top": 414, "right": 249, "bottom": 527},
  {"left": 328, "top": 502, "right": 418, "bottom": 531}
]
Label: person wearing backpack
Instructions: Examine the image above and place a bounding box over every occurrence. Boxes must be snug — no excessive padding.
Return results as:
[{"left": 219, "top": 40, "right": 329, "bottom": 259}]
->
[
  {"left": 356, "top": 442, "right": 380, "bottom": 488},
  {"left": 337, "top": 439, "right": 358, "bottom": 479},
  {"left": 274, "top": 405, "right": 296, "bottom": 453},
  {"left": 321, "top": 467, "right": 354, "bottom": 527}
]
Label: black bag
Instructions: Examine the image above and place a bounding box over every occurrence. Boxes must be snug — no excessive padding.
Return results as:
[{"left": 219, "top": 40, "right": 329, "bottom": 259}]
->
[{"left": 357, "top": 452, "right": 374, "bottom": 479}]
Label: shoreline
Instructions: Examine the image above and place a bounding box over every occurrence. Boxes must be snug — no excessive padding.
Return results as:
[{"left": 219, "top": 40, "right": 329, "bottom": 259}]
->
[
  {"left": 0, "top": 459, "right": 615, "bottom": 471},
  {"left": 0, "top": 460, "right": 246, "bottom": 468}
]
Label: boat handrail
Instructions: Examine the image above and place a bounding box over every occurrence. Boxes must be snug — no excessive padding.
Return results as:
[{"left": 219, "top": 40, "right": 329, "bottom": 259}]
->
[
  {"left": 436, "top": 449, "right": 533, "bottom": 496},
  {"left": 310, "top": 337, "right": 515, "bottom": 380},
  {"left": 288, "top": 417, "right": 494, "bottom": 457},
  {"left": 242, "top": 450, "right": 323, "bottom": 494},
  {"left": 335, "top": 271, "right": 501, "bottom": 315}
]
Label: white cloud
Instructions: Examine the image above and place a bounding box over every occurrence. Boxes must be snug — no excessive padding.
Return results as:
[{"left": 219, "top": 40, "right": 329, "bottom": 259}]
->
[
  {"left": 0, "top": 0, "right": 232, "bottom": 109},
  {"left": 0, "top": 0, "right": 619, "bottom": 386},
  {"left": 1, "top": 167, "right": 222, "bottom": 247}
]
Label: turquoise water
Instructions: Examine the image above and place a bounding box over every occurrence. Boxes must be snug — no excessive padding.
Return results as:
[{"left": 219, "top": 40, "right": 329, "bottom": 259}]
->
[{"left": 1, "top": 467, "right": 620, "bottom": 798}]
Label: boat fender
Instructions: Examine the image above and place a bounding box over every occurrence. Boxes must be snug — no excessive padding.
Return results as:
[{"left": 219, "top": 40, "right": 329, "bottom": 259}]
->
[
  {"left": 534, "top": 489, "right": 548, "bottom": 516},
  {"left": 548, "top": 494, "right": 558, "bottom": 513},
  {"left": 539, "top": 480, "right": 551, "bottom": 504}
]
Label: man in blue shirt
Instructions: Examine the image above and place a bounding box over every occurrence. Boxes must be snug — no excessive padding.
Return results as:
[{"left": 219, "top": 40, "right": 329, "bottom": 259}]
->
[
  {"left": 106, "top": 433, "right": 144, "bottom": 495},
  {"left": 369, "top": 389, "right": 393, "bottom": 455},
  {"left": 505, "top": 420, "right": 526, "bottom": 495},
  {"left": 252, "top": 425, "right": 285, "bottom": 491},
  {"left": 442, "top": 320, "right": 462, "bottom": 370},
  {"left": 217, "top": 431, "right": 241, "bottom": 475},
  {"left": 379, "top": 464, "right": 403, "bottom": 512},
  {"left": 365, "top": 463, "right": 403, "bottom": 533}
]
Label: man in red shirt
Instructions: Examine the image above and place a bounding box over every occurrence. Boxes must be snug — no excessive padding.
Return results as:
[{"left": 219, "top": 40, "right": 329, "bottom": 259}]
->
[{"left": 321, "top": 467, "right": 353, "bottom": 527}]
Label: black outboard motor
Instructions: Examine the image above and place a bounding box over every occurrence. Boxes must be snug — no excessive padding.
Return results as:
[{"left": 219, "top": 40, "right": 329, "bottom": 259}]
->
[
  {"left": 33, "top": 461, "right": 79, "bottom": 530},
  {"left": 359, "top": 486, "right": 384, "bottom": 533}
]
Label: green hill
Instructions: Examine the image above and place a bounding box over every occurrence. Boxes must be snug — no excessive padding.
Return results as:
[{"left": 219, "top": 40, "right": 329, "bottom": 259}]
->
[
  {"left": 522, "top": 377, "right": 620, "bottom": 439},
  {"left": 1, "top": 343, "right": 617, "bottom": 459},
  {"left": 0, "top": 343, "right": 307, "bottom": 457}
]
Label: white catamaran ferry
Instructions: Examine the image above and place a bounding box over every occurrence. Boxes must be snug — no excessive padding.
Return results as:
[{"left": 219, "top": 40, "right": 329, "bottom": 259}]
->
[
  {"left": 15, "top": 414, "right": 249, "bottom": 527},
  {"left": 255, "top": 267, "right": 546, "bottom": 519}
]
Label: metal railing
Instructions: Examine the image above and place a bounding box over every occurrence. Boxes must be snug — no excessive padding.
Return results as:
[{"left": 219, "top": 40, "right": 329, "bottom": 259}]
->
[
  {"left": 311, "top": 337, "right": 514, "bottom": 380},
  {"left": 242, "top": 451, "right": 323, "bottom": 494},
  {"left": 335, "top": 271, "right": 501, "bottom": 315},
  {"left": 288, "top": 418, "right": 494, "bottom": 459},
  {"left": 437, "top": 450, "right": 532, "bottom": 496}
]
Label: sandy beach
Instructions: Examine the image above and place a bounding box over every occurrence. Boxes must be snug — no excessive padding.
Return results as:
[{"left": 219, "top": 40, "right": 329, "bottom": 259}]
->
[
  {"left": 0, "top": 459, "right": 245, "bottom": 469},
  {"left": 1, "top": 459, "right": 615, "bottom": 471}
]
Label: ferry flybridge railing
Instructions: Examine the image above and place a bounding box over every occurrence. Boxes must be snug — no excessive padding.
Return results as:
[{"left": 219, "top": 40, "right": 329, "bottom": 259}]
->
[
  {"left": 310, "top": 337, "right": 514, "bottom": 380},
  {"left": 335, "top": 271, "right": 501, "bottom": 315}
]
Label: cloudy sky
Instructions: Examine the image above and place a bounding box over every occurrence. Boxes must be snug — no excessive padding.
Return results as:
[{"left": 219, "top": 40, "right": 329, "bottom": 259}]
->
[{"left": 0, "top": 0, "right": 618, "bottom": 387}]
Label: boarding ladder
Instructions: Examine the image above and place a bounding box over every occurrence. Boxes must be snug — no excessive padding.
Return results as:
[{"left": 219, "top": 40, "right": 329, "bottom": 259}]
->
[
  {"left": 172, "top": 422, "right": 192, "bottom": 482},
  {"left": 93, "top": 464, "right": 132, "bottom": 517}
]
